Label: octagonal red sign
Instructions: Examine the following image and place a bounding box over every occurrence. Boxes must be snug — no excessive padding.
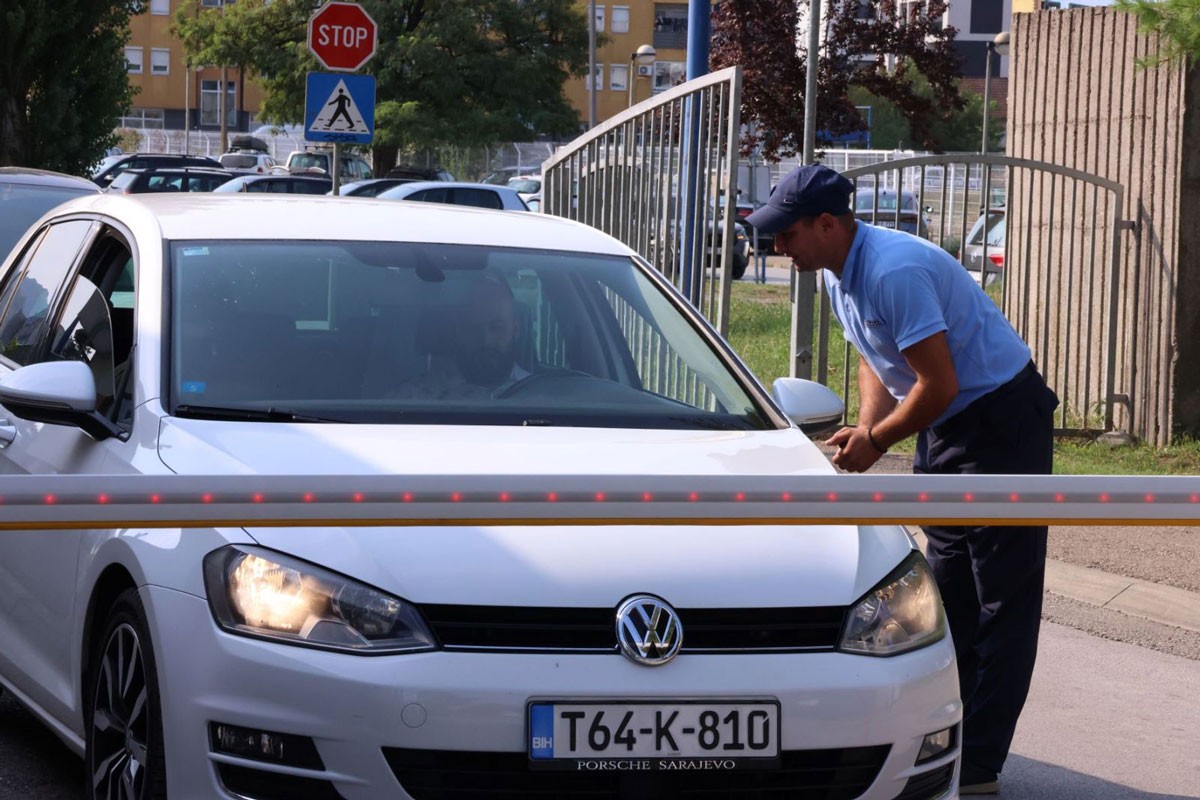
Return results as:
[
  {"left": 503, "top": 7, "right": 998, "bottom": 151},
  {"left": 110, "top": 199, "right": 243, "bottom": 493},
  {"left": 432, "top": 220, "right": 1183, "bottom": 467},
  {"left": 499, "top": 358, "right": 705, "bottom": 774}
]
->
[{"left": 308, "top": 1, "right": 378, "bottom": 73}]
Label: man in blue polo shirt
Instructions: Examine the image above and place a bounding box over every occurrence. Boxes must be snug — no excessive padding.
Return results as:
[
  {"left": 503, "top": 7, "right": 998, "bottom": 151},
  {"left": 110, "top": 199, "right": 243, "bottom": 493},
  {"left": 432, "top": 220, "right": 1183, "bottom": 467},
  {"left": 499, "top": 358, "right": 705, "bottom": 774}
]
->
[{"left": 748, "top": 165, "right": 1059, "bottom": 796}]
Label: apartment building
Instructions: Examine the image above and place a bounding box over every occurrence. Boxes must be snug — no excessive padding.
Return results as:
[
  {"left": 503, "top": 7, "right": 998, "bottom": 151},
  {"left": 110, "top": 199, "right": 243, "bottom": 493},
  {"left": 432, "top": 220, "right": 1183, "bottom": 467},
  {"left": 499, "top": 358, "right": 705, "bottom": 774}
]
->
[{"left": 123, "top": 0, "right": 265, "bottom": 132}]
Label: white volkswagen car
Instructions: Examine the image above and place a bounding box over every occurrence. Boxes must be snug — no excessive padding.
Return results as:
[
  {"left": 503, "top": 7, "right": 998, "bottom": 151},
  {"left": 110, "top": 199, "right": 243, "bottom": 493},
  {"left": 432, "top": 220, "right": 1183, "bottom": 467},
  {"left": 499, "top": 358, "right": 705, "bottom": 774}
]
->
[{"left": 0, "top": 195, "right": 960, "bottom": 800}]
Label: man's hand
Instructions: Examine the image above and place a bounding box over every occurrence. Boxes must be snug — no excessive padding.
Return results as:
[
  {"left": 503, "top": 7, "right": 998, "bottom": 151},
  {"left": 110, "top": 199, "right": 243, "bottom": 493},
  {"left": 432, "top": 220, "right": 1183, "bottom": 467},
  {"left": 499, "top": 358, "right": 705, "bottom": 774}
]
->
[{"left": 826, "top": 426, "right": 885, "bottom": 473}]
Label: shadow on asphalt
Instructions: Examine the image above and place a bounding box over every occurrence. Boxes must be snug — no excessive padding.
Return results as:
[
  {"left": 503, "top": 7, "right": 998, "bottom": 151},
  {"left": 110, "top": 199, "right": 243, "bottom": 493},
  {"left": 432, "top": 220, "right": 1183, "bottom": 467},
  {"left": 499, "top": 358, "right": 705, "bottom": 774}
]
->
[
  {"left": 1004, "top": 754, "right": 1198, "bottom": 799},
  {"left": 0, "top": 690, "right": 82, "bottom": 799}
]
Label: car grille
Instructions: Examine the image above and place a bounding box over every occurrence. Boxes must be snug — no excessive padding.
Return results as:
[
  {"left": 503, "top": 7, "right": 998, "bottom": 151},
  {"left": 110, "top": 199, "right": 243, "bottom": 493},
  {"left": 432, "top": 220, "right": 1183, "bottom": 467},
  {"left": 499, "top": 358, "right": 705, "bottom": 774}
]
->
[
  {"left": 418, "top": 604, "right": 847, "bottom": 653},
  {"left": 383, "top": 745, "right": 890, "bottom": 799}
]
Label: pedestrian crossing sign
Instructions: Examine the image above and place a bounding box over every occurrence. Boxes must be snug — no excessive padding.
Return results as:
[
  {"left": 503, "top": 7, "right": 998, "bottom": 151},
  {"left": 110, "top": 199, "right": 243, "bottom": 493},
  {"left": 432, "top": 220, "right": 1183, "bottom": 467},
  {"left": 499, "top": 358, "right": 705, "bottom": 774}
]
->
[{"left": 305, "top": 72, "right": 375, "bottom": 144}]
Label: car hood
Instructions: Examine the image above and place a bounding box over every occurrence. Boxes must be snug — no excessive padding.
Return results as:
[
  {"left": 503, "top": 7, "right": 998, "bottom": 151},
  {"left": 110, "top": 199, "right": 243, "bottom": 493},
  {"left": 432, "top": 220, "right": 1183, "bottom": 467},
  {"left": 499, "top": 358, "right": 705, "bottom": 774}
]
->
[{"left": 157, "top": 420, "right": 913, "bottom": 607}]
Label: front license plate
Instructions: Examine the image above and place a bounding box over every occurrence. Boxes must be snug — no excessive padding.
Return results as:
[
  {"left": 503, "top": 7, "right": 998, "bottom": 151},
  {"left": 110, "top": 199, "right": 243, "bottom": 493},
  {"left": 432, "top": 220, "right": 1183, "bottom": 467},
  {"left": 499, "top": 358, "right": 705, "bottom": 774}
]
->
[{"left": 528, "top": 700, "right": 780, "bottom": 771}]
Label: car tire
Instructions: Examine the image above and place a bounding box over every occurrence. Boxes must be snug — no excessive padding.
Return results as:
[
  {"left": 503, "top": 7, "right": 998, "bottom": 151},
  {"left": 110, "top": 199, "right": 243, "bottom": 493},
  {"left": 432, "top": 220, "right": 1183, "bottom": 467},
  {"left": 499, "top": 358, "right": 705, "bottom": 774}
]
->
[
  {"left": 731, "top": 253, "right": 748, "bottom": 281},
  {"left": 85, "top": 589, "right": 168, "bottom": 800}
]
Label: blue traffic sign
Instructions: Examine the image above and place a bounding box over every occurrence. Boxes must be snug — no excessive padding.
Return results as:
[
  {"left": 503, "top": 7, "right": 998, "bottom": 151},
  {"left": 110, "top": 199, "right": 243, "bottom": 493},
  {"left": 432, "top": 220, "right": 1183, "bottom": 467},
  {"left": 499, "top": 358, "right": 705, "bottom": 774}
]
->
[{"left": 305, "top": 72, "right": 375, "bottom": 144}]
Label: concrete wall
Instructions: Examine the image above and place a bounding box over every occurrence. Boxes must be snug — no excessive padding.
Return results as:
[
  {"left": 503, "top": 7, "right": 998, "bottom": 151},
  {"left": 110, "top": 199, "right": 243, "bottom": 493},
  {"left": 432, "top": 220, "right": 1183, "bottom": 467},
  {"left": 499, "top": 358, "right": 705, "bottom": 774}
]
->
[{"left": 1007, "top": 7, "right": 1199, "bottom": 445}]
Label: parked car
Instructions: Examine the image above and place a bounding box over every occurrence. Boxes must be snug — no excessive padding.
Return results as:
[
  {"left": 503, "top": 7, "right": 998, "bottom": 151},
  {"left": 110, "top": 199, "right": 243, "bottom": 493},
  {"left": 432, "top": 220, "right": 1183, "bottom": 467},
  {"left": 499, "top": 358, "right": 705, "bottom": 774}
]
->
[
  {"left": 285, "top": 148, "right": 373, "bottom": 180},
  {"left": 375, "top": 180, "right": 529, "bottom": 211},
  {"left": 218, "top": 138, "right": 278, "bottom": 176},
  {"left": 214, "top": 174, "right": 333, "bottom": 194},
  {"left": 90, "top": 153, "right": 222, "bottom": 188},
  {"left": 962, "top": 208, "right": 1006, "bottom": 287},
  {"left": 385, "top": 164, "right": 456, "bottom": 182},
  {"left": 105, "top": 167, "right": 236, "bottom": 194},
  {"left": 657, "top": 217, "right": 753, "bottom": 281},
  {"left": 336, "top": 177, "right": 420, "bottom": 197},
  {"left": 480, "top": 166, "right": 523, "bottom": 185},
  {"left": 0, "top": 167, "right": 100, "bottom": 264},
  {"left": 0, "top": 193, "right": 959, "bottom": 800},
  {"left": 506, "top": 174, "right": 542, "bottom": 205},
  {"left": 854, "top": 188, "right": 931, "bottom": 239},
  {"left": 719, "top": 193, "right": 771, "bottom": 249}
]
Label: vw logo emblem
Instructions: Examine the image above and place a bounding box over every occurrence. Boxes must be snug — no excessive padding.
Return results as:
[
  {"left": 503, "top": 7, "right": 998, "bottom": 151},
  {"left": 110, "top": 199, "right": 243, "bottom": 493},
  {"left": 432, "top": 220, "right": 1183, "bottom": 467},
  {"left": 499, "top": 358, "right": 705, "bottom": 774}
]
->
[{"left": 615, "top": 595, "right": 683, "bottom": 666}]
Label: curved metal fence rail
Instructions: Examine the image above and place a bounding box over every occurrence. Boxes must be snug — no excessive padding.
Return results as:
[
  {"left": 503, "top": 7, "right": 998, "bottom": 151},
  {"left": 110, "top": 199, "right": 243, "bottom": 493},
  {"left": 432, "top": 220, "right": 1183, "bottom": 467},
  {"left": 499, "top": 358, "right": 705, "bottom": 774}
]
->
[
  {"left": 543, "top": 67, "right": 742, "bottom": 337},
  {"left": 832, "top": 154, "right": 1129, "bottom": 438}
]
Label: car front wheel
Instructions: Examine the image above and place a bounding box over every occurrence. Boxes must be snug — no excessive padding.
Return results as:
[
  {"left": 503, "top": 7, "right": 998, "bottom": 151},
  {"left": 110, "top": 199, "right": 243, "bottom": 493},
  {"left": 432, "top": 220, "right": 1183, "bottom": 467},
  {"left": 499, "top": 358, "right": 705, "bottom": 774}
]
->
[{"left": 86, "top": 589, "right": 167, "bottom": 800}]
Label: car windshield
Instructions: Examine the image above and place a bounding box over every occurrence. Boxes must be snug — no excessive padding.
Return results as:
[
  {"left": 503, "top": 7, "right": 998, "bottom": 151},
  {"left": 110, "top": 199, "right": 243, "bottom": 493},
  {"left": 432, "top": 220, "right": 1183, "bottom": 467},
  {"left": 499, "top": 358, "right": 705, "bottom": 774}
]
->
[
  {"left": 0, "top": 183, "right": 96, "bottom": 260},
  {"left": 289, "top": 153, "right": 328, "bottom": 171},
  {"left": 220, "top": 154, "right": 262, "bottom": 169},
  {"left": 169, "top": 242, "right": 770, "bottom": 430},
  {"left": 507, "top": 178, "right": 541, "bottom": 193},
  {"left": 90, "top": 155, "right": 124, "bottom": 177},
  {"left": 855, "top": 192, "right": 916, "bottom": 212},
  {"left": 969, "top": 212, "right": 1006, "bottom": 247}
]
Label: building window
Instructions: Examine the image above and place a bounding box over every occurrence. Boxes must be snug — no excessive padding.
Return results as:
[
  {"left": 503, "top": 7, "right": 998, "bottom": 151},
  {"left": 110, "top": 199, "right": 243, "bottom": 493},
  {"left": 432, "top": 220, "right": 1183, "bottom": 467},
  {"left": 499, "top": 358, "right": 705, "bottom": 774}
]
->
[
  {"left": 612, "top": 6, "right": 630, "bottom": 33},
  {"left": 120, "top": 109, "right": 166, "bottom": 129},
  {"left": 125, "top": 47, "right": 143, "bottom": 75},
  {"left": 151, "top": 0, "right": 169, "bottom": 14},
  {"left": 610, "top": 64, "right": 628, "bottom": 92},
  {"left": 652, "top": 60, "right": 685, "bottom": 93},
  {"left": 151, "top": 49, "right": 170, "bottom": 76},
  {"left": 653, "top": 4, "right": 688, "bottom": 50},
  {"left": 200, "top": 79, "right": 237, "bottom": 127},
  {"left": 594, "top": 4, "right": 605, "bottom": 33}
]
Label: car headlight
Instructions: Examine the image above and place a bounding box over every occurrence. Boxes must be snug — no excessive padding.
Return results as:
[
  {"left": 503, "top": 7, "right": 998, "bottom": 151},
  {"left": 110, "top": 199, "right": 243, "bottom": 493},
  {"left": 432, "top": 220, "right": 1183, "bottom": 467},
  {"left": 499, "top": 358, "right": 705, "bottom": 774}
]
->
[
  {"left": 203, "top": 546, "right": 436, "bottom": 654},
  {"left": 839, "top": 551, "right": 946, "bottom": 656}
]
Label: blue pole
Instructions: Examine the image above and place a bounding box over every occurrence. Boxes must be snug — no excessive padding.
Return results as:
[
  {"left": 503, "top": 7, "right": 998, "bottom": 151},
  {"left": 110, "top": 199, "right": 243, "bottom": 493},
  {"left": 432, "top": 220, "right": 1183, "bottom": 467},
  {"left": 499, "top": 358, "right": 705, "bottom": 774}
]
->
[{"left": 679, "top": 0, "right": 711, "bottom": 306}]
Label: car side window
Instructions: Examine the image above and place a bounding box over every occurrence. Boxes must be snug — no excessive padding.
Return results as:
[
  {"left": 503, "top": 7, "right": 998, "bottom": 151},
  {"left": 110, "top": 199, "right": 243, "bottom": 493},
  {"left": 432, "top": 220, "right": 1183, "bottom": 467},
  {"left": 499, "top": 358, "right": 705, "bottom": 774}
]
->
[
  {"left": 452, "top": 189, "right": 503, "bottom": 210},
  {"left": 49, "top": 231, "right": 136, "bottom": 426},
  {"left": 409, "top": 188, "right": 449, "bottom": 204},
  {"left": 0, "top": 220, "right": 94, "bottom": 366}
]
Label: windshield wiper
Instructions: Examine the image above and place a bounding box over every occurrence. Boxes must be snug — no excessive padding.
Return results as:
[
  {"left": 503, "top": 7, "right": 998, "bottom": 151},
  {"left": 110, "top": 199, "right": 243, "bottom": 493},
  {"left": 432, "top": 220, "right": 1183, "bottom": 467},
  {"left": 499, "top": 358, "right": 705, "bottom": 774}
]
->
[
  {"left": 666, "top": 415, "right": 754, "bottom": 431},
  {"left": 173, "top": 404, "right": 350, "bottom": 424}
]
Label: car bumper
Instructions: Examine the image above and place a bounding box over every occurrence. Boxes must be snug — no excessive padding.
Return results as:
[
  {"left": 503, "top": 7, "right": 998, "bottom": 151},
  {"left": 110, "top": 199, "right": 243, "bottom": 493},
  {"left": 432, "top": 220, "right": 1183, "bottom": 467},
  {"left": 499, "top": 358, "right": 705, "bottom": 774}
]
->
[{"left": 147, "top": 587, "right": 961, "bottom": 800}]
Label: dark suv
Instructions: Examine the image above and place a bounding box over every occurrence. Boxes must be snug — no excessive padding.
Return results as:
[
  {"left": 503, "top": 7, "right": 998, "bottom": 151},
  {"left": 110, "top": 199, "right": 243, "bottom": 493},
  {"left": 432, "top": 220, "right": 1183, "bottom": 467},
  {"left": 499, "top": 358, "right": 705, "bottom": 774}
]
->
[
  {"left": 385, "top": 164, "right": 455, "bottom": 181},
  {"left": 106, "top": 167, "right": 236, "bottom": 194},
  {"left": 90, "top": 153, "right": 222, "bottom": 188}
]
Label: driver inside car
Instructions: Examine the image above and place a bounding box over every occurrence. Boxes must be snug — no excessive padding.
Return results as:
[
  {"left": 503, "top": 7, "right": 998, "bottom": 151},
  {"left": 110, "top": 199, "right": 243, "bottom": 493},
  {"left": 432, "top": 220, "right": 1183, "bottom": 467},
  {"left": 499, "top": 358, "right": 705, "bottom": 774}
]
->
[{"left": 393, "top": 275, "right": 530, "bottom": 400}]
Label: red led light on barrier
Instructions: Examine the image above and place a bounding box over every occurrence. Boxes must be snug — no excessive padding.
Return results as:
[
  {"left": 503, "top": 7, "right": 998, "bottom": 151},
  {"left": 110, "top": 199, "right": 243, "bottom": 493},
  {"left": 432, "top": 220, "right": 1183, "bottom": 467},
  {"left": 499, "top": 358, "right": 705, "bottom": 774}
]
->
[
  {"left": 450, "top": 492, "right": 462, "bottom": 503},
  {"left": 499, "top": 492, "right": 510, "bottom": 503},
  {"left": 302, "top": 493, "right": 314, "bottom": 503},
  {"left": 735, "top": 492, "right": 746, "bottom": 502},
  {"left": 918, "top": 492, "right": 929, "bottom": 503},
  {"left": 642, "top": 492, "right": 653, "bottom": 502},
  {"left": 1192, "top": 494, "right": 1199, "bottom": 503},
  {"left": 252, "top": 493, "right": 264, "bottom": 504},
  {"left": 1144, "top": 494, "right": 1155, "bottom": 503},
  {"left": 150, "top": 494, "right": 161, "bottom": 504},
  {"left": 1055, "top": 493, "right": 1065, "bottom": 503},
  {"left": 826, "top": 492, "right": 838, "bottom": 502},
  {"left": 353, "top": 493, "right": 364, "bottom": 503},
  {"left": 964, "top": 492, "right": 974, "bottom": 503},
  {"left": 873, "top": 492, "right": 884, "bottom": 502},
  {"left": 402, "top": 492, "right": 414, "bottom": 503},
  {"left": 547, "top": 492, "right": 558, "bottom": 503},
  {"left": 98, "top": 494, "right": 109, "bottom": 505},
  {"left": 1100, "top": 493, "right": 1110, "bottom": 503},
  {"left": 1010, "top": 493, "right": 1020, "bottom": 502},
  {"left": 688, "top": 492, "right": 700, "bottom": 502},
  {"left": 595, "top": 492, "right": 606, "bottom": 502},
  {"left": 44, "top": 495, "right": 55, "bottom": 504},
  {"left": 202, "top": 493, "right": 214, "bottom": 504},
  {"left": 781, "top": 492, "right": 792, "bottom": 501}
]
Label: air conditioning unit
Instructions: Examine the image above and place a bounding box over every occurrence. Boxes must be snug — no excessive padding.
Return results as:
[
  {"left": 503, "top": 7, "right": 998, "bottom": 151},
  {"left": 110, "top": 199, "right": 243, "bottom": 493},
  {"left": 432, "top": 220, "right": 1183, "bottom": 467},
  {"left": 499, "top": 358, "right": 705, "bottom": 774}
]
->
[{"left": 636, "top": 64, "right": 654, "bottom": 77}]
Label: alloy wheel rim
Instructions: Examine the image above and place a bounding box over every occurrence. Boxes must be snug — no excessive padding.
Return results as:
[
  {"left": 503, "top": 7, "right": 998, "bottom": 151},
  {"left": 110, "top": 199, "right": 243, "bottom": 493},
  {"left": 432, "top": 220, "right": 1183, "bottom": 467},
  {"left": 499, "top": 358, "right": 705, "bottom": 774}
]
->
[{"left": 90, "top": 623, "right": 150, "bottom": 800}]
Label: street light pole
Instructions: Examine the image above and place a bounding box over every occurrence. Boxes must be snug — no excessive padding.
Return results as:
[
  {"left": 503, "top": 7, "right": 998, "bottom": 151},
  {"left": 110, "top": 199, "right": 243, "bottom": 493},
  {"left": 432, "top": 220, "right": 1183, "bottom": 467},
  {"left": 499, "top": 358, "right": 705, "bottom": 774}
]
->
[
  {"left": 588, "top": 0, "right": 596, "bottom": 129},
  {"left": 627, "top": 44, "right": 657, "bottom": 108},
  {"left": 981, "top": 31, "right": 1010, "bottom": 156}
]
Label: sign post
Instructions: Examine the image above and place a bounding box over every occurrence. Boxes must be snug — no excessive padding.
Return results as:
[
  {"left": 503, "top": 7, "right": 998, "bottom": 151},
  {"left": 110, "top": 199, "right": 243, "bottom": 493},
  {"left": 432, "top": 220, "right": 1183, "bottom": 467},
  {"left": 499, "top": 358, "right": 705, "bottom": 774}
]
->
[{"left": 307, "top": 1, "right": 378, "bottom": 193}]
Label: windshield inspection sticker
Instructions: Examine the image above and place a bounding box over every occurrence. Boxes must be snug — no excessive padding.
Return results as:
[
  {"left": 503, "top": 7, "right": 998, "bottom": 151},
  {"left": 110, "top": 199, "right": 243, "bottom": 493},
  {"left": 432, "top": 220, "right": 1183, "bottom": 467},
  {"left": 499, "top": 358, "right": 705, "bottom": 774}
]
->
[
  {"left": 181, "top": 381, "right": 207, "bottom": 394},
  {"left": 180, "top": 247, "right": 209, "bottom": 257}
]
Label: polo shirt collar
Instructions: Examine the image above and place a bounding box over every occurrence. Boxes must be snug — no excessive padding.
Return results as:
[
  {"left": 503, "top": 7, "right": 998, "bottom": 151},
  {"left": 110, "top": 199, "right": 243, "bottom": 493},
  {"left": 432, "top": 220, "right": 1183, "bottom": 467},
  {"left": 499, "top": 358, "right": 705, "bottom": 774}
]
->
[{"left": 837, "top": 222, "right": 869, "bottom": 292}]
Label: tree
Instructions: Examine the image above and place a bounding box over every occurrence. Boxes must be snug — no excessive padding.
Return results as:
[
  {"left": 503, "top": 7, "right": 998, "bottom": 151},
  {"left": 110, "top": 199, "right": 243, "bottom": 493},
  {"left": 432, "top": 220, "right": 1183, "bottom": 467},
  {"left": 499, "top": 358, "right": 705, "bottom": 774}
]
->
[
  {"left": 196, "top": 0, "right": 590, "bottom": 173},
  {"left": 173, "top": 0, "right": 303, "bottom": 152},
  {"left": 711, "top": 0, "right": 966, "bottom": 161},
  {"left": 850, "top": 74, "right": 1002, "bottom": 152},
  {"left": 1114, "top": 0, "right": 1200, "bottom": 67},
  {"left": 0, "top": 0, "right": 140, "bottom": 171}
]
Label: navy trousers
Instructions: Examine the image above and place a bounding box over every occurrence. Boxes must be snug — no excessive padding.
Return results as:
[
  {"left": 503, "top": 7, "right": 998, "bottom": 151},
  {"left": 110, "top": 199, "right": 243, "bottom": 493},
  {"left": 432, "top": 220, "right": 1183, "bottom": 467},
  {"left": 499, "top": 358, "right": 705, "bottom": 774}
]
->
[{"left": 914, "top": 362, "right": 1059, "bottom": 774}]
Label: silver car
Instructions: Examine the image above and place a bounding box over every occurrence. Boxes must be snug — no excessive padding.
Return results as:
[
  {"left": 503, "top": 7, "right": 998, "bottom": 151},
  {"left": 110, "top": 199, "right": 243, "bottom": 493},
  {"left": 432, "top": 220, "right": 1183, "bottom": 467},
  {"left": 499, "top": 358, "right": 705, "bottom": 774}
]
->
[{"left": 962, "top": 209, "right": 1006, "bottom": 287}]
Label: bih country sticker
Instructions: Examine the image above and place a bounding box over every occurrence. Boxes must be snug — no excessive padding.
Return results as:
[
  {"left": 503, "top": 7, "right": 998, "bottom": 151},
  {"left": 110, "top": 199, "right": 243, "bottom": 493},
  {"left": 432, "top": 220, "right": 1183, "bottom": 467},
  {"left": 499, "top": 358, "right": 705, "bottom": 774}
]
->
[{"left": 310, "top": 79, "right": 369, "bottom": 133}]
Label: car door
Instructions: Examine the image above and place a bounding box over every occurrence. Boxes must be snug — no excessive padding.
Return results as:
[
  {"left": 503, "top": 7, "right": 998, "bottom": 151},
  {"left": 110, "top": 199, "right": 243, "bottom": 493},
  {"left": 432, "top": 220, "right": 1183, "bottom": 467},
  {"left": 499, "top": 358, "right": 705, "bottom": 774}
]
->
[{"left": 0, "top": 219, "right": 140, "bottom": 722}]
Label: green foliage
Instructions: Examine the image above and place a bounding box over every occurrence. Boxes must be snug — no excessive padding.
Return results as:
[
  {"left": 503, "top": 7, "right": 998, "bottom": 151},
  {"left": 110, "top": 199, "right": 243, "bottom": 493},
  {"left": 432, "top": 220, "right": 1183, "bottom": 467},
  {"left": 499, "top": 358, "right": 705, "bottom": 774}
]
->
[
  {"left": 0, "top": 0, "right": 141, "bottom": 171},
  {"left": 848, "top": 72, "right": 1003, "bottom": 153},
  {"left": 181, "top": 0, "right": 589, "bottom": 164},
  {"left": 1116, "top": 0, "right": 1200, "bottom": 67}
]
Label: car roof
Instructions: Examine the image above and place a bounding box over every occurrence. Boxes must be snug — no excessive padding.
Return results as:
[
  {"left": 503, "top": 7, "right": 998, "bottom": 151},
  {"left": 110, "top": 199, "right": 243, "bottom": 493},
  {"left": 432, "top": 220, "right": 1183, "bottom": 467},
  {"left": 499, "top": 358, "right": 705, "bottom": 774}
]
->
[
  {"left": 382, "top": 181, "right": 519, "bottom": 194},
  {"left": 46, "top": 194, "right": 634, "bottom": 255},
  {"left": 124, "top": 167, "right": 233, "bottom": 175},
  {"left": 0, "top": 167, "right": 101, "bottom": 191}
]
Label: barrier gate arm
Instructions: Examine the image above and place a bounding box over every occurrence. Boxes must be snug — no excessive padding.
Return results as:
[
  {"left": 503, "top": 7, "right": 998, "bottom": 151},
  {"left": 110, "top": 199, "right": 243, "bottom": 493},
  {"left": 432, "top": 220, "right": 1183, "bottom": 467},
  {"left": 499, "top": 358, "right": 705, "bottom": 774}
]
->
[{"left": 0, "top": 474, "right": 1196, "bottom": 530}]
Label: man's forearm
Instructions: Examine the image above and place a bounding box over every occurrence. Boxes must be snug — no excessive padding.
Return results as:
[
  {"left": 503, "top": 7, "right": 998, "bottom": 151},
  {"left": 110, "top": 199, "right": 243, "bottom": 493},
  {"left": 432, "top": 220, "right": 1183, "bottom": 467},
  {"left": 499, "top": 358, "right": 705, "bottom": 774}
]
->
[{"left": 856, "top": 358, "right": 896, "bottom": 428}]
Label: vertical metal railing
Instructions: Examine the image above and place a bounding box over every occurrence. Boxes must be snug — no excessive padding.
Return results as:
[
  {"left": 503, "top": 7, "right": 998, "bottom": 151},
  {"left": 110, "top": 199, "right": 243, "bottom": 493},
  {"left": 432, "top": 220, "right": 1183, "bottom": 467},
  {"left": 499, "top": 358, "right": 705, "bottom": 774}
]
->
[
  {"left": 836, "top": 154, "right": 1129, "bottom": 438},
  {"left": 543, "top": 67, "right": 742, "bottom": 338}
]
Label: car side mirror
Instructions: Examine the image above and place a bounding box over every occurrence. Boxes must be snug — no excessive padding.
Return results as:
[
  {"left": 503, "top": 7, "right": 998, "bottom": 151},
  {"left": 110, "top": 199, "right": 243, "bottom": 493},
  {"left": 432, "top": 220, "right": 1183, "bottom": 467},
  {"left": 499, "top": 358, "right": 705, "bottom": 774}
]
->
[
  {"left": 0, "top": 361, "right": 124, "bottom": 441},
  {"left": 771, "top": 378, "right": 845, "bottom": 435}
]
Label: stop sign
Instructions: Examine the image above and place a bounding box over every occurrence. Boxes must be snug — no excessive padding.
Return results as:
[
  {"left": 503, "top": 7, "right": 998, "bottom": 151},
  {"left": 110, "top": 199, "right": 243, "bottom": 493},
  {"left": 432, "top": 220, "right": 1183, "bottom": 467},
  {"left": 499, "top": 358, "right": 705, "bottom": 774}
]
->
[{"left": 308, "top": 1, "right": 378, "bottom": 73}]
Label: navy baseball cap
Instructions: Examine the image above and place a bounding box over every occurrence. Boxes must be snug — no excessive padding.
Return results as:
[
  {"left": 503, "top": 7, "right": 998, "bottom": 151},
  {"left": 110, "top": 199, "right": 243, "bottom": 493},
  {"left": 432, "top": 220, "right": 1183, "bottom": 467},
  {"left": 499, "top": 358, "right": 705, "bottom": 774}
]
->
[{"left": 746, "top": 165, "right": 855, "bottom": 234}]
